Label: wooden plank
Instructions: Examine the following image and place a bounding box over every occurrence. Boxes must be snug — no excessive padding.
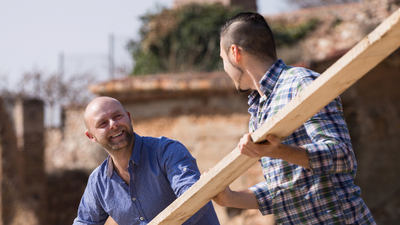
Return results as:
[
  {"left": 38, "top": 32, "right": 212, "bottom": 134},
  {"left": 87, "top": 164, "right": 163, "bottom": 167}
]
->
[{"left": 149, "top": 8, "right": 400, "bottom": 225}]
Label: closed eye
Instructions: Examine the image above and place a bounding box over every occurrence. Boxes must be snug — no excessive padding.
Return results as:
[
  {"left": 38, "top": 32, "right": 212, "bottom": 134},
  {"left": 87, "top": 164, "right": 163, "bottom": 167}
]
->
[
  {"left": 97, "top": 121, "right": 108, "bottom": 128},
  {"left": 114, "top": 114, "right": 122, "bottom": 120}
]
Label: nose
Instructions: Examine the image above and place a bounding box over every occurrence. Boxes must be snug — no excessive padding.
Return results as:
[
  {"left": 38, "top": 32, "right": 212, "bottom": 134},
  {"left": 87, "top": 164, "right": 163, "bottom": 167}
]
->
[{"left": 109, "top": 119, "right": 118, "bottom": 130}]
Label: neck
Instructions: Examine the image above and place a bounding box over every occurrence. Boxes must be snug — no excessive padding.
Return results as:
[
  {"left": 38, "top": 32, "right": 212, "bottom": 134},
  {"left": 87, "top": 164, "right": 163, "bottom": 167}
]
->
[
  {"left": 108, "top": 139, "right": 134, "bottom": 176},
  {"left": 245, "top": 58, "right": 276, "bottom": 96}
]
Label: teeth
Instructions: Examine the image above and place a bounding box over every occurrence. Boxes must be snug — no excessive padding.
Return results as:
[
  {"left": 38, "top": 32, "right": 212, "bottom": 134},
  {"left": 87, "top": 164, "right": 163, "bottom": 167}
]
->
[{"left": 112, "top": 131, "right": 122, "bottom": 138}]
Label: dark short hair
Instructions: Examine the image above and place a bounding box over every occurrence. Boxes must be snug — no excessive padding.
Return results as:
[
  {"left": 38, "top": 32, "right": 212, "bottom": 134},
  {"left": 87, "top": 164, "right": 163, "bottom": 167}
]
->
[{"left": 220, "top": 12, "right": 277, "bottom": 61}]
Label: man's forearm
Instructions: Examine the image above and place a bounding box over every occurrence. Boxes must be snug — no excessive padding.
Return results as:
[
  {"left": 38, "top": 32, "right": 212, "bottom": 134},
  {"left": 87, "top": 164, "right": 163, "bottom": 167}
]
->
[
  {"left": 270, "top": 144, "right": 311, "bottom": 170},
  {"left": 215, "top": 188, "right": 259, "bottom": 209}
]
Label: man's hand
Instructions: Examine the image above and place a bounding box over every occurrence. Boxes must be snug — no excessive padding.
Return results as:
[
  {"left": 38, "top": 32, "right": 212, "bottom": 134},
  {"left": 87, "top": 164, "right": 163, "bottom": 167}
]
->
[
  {"left": 212, "top": 186, "right": 232, "bottom": 207},
  {"left": 238, "top": 133, "right": 281, "bottom": 158},
  {"left": 201, "top": 169, "right": 232, "bottom": 207},
  {"left": 238, "top": 133, "right": 311, "bottom": 169},
  {"left": 201, "top": 168, "right": 258, "bottom": 208}
]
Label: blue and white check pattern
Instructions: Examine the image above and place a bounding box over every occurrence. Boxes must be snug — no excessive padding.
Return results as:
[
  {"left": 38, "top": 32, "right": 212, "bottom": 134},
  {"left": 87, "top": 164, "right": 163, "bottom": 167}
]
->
[
  {"left": 248, "top": 60, "right": 375, "bottom": 224},
  {"left": 73, "top": 133, "right": 219, "bottom": 225}
]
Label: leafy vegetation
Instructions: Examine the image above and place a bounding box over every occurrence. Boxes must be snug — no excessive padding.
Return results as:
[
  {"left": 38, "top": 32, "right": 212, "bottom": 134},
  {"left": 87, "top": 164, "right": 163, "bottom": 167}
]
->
[
  {"left": 129, "top": 3, "right": 320, "bottom": 75},
  {"left": 270, "top": 18, "right": 320, "bottom": 47},
  {"left": 129, "top": 3, "right": 244, "bottom": 75}
]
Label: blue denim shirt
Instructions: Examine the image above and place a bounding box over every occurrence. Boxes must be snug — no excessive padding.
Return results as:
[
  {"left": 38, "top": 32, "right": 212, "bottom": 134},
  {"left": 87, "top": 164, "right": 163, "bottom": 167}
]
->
[{"left": 73, "top": 133, "right": 219, "bottom": 225}]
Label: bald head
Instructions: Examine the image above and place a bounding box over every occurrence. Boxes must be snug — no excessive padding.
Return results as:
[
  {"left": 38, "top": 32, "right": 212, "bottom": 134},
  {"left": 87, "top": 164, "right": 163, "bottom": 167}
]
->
[
  {"left": 84, "top": 97, "right": 125, "bottom": 130},
  {"left": 84, "top": 96, "right": 135, "bottom": 152}
]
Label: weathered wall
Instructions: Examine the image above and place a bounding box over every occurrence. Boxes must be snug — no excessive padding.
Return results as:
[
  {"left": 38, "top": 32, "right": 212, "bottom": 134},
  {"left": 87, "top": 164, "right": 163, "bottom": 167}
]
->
[
  {"left": 17, "top": 99, "right": 46, "bottom": 224},
  {"left": 0, "top": 98, "right": 46, "bottom": 225},
  {"left": 45, "top": 106, "right": 107, "bottom": 173},
  {"left": 0, "top": 98, "right": 19, "bottom": 225},
  {"left": 0, "top": 98, "right": 99, "bottom": 225}
]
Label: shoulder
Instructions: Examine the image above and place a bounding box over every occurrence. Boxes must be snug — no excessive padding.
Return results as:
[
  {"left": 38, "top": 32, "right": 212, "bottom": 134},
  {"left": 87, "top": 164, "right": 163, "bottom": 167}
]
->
[
  {"left": 86, "top": 159, "right": 109, "bottom": 189},
  {"left": 281, "top": 66, "right": 321, "bottom": 92},
  {"left": 141, "top": 136, "right": 194, "bottom": 173},
  {"left": 284, "top": 66, "right": 320, "bottom": 80},
  {"left": 142, "top": 135, "right": 187, "bottom": 152},
  {"left": 140, "top": 136, "right": 190, "bottom": 164}
]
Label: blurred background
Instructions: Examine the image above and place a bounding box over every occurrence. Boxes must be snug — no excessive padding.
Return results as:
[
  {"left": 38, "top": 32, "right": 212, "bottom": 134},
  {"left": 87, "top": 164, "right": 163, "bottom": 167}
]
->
[{"left": 1, "top": 0, "right": 400, "bottom": 224}]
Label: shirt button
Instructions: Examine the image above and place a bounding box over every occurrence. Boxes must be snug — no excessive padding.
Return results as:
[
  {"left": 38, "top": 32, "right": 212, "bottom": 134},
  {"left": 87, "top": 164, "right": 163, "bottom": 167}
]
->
[
  {"left": 140, "top": 217, "right": 144, "bottom": 221},
  {"left": 132, "top": 197, "right": 136, "bottom": 201},
  {"left": 183, "top": 168, "right": 187, "bottom": 172}
]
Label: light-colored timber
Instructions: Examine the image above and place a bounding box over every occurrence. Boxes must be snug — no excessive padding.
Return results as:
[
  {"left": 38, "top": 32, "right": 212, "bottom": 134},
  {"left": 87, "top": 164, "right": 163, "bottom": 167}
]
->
[{"left": 149, "top": 7, "right": 400, "bottom": 225}]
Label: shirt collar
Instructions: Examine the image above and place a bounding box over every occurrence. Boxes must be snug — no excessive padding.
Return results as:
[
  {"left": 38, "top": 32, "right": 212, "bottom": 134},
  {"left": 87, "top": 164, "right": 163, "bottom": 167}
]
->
[
  {"left": 248, "top": 59, "right": 286, "bottom": 106},
  {"left": 106, "top": 133, "right": 142, "bottom": 178}
]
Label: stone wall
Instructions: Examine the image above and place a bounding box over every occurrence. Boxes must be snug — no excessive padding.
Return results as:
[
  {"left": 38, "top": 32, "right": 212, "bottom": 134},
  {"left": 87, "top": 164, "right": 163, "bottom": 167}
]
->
[
  {"left": 0, "top": 98, "right": 46, "bottom": 225},
  {"left": 45, "top": 106, "right": 107, "bottom": 173},
  {"left": 0, "top": 98, "right": 19, "bottom": 225},
  {"left": 17, "top": 99, "right": 46, "bottom": 224}
]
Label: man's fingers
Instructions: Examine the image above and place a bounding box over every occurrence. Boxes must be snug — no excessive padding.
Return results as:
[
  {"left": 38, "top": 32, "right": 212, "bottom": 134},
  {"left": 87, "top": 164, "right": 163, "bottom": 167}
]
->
[
  {"left": 200, "top": 167, "right": 213, "bottom": 178},
  {"left": 266, "top": 134, "right": 280, "bottom": 145}
]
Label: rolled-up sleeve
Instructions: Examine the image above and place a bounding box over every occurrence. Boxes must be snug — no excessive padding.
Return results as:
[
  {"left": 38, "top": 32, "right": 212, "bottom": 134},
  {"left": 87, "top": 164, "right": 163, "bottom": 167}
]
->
[
  {"left": 158, "top": 138, "right": 217, "bottom": 224},
  {"left": 291, "top": 74, "right": 356, "bottom": 175},
  {"left": 249, "top": 181, "right": 274, "bottom": 215},
  {"left": 303, "top": 99, "right": 356, "bottom": 175}
]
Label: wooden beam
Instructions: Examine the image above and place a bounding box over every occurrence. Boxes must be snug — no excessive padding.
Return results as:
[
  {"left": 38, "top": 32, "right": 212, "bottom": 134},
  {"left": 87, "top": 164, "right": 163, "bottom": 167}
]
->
[{"left": 149, "top": 8, "right": 400, "bottom": 225}]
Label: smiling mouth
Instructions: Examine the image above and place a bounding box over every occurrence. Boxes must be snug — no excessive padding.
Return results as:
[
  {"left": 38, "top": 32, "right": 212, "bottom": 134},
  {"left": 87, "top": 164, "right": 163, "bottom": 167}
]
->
[{"left": 111, "top": 131, "right": 123, "bottom": 138}]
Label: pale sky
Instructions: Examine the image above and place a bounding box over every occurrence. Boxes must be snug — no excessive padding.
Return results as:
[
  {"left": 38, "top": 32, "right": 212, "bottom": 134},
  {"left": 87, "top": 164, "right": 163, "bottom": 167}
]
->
[{"left": 0, "top": 0, "right": 296, "bottom": 87}]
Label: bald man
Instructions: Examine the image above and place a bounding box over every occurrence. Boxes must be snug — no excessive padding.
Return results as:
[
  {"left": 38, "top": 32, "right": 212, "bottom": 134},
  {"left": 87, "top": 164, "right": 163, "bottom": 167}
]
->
[{"left": 73, "top": 97, "right": 219, "bottom": 225}]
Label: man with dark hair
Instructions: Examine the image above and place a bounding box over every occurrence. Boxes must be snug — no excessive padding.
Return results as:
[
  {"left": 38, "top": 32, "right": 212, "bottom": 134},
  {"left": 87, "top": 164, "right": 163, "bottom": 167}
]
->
[
  {"left": 213, "top": 12, "right": 375, "bottom": 224},
  {"left": 73, "top": 96, "right": 219, "bottom": 225}
]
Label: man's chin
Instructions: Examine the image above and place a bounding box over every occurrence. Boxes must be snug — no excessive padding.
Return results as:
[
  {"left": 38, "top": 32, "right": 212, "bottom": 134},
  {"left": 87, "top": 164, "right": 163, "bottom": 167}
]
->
[
  {"left": 107, "top": 140, "right": 130, "bottom": 151},
  {"left": 238, "top": 88, "right": 250, "bottom": 93}
]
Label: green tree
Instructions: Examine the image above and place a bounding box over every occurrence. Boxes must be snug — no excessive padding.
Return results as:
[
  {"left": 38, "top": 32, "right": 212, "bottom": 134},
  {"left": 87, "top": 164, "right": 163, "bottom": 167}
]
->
[
  {"left": 129, "top": 3, "right": 320, "bottom": 75},
  {"left": 270, "top": 18, "right": 320, "bottom": 47},
  {"left": 129, "top": 3, "right": 244, "bottom": 75}
]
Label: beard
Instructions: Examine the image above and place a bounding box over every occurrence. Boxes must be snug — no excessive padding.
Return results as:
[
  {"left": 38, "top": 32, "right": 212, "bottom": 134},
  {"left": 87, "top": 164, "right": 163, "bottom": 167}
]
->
[
  {"left": 228, "top": 57, "right": 250, "bottom": 93},
  {"left": 237, "top": 72, "right": 250, "bottom": 93},
  {"left": 237, "top": 83, "right": 250, "bottom": 93},
  {"left": 96, "top": 127, "right": 135, "bottom": 152}
]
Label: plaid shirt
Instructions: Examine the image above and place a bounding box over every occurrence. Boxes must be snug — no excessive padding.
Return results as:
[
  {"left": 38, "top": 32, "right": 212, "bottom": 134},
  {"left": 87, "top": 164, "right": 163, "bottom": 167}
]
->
[{"left": 248, "top": 60, "right": 375, "bottom": 224}]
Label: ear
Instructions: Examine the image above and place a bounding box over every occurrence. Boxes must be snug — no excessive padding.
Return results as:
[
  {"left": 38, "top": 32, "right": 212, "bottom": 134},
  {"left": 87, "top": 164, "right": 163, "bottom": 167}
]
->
[
  {"left": 85, "top": 130, "right": 97, "bottom": 143},
  {"left": 126, "top": 111, "right": 131, "bottom": 121},
  {"left": 126, "top": 111, "right": 134, "bottom": 129},
  {"left": 230, "top": 44, "right": 241, "bottom": 63}
]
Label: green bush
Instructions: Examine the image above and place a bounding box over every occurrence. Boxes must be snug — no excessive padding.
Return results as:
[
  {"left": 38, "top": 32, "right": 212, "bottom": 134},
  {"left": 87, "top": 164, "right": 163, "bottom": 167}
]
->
[
  {"left": 271, "top": 18, "right": 320, "bottom": 47},
  {"left": 129, "top": 3, "right": 245, "bottom": 75},
  {"left": 129, "top": 4, "right": 319, "bottom": 75}
]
